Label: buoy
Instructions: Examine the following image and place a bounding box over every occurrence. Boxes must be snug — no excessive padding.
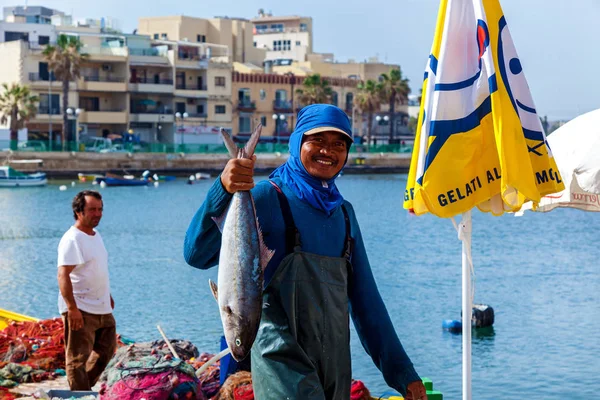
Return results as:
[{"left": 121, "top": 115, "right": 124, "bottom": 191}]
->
[
  {"left": 142, "top": 170, "right": 151, "bottom": 178},
  {"left": 100, "top": 181, "right": 106, "bottom": 188},
  {"left": 153, "top": 174, "right": 159, "bottom": 181},
  {"left": 92, "top": 180, "right": 97, "bottom": 185},
  {"left": 154, "top": 181, "right": 159, "bottom": 188},
  {"left": 189, "top": 175, "right": 196, "bottom": 181},
  {"left": 443, "top": 304, "right": 495, "bottom": 333},
  {"left": 71, "top": 181, "right": 76, "bottom": 187},
  {"left": 59, "top": 185, "right": 67, "bottom": 191}
]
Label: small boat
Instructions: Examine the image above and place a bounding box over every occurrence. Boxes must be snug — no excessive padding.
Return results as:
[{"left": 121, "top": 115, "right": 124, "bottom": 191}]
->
[
  {"left": 78, "top": 173, "right": 103, "bottom": 182},
  {"left": 96, "top": 173, "right": 149, "bottom": 187},
  {"left": 0, "top": 166, "right": 47, "bottom": 187}
]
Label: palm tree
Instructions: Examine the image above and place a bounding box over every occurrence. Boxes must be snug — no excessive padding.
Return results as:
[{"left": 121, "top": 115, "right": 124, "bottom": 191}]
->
[
  {"left": 379, "top": 67, "right": 411, "bottom": 142},
  {"left": 353, "top": 80, "right": 382, "bottom": 145},
  {"left": 0, "top": 83, "right": 39, "bottom": 150},
  {"left": 43, "top": 34, "right": 87, "bottom": 150},
  {"left": 296, "top": 74, "right": 333, "bottom": 106}
]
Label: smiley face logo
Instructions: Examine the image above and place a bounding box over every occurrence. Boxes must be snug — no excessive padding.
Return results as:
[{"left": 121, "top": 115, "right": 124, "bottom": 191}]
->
[{"left": 497, "top": 16, "right": 548, "bottom": 156}]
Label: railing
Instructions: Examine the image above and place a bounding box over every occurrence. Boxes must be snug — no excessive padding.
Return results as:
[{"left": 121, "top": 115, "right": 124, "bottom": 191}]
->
[
  {"left": 130, "top": 109, "right": 174, "bottom": 115},
  {"left": 2, "top": 140, "right": 413, "bottom": 154},
  {"left": 38, "top": 107, "right": 61, "bottom": 115},
  {"left": 255, "top": 27, "right": 308, "bottom": 34},
  {"left": 132, "top": 77, "right": 174, "bottom": 85},
  {"left": 129, "top": 48, "right": 168, "bottom": 57},
  {"left": 82, "top": 108, "right": 127, "bottom": 113},
  {"left": 82, "top": 75, "right": 126, "bottom": 83},
  {"left": 237, "top": 101, "right": 256, "bottom": 110},
  {"left": 28, "top": 72, "right": 57, "bottom": 82},
  {"left": 273, "top": 100, "right": 293, "bottom": 111},
  {"left": 83, "top": 46, "right": 128, "bottom": 57},
  {"left": 175, "top": 84, "right": 207, "bottom": 90},
  {"left": 185, "top": 113, "right": 208, "bottom": 118}
]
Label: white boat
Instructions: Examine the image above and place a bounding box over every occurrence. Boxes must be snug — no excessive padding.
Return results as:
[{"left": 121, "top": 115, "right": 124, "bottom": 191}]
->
[{"left": 0, "top": 166, "right": 47, "bottom": 187}]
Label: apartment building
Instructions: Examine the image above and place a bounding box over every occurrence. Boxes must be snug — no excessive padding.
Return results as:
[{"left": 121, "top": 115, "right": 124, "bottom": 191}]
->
[
  {"left": 251, "top": 11, "right": 313, "bottom": 64},
  {"left": 231, "top": 72, "right": 358, "bottom": 141},
  {"left": 138, "top": 15, "right": 266, "bottom": 66},
  {"left": 0, "top": 14, "right": 234, "bottom": 146}
]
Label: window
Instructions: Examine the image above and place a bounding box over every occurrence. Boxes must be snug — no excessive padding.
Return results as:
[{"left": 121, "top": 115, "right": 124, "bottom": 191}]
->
[
  {"left": 215, "top": 76, "right": 226, "bottom": 87},
  {"left": 153, "top": 33, "right": 159, "bottom": 39},
  {"left": 283, "top": 40, "right": 291, "bottom": 51},
  {"left": 215, "top": 105, "right": 226, "bottom": 114},
  {"left": 38, "top": 36, "right": 50, "bottom": 45},
  {"left": 39, "top": 94, "right": 60, "bottom": 114},
  {"left": 345, "top": 93, "right": 354, "bottom": 110},
  {"left": 197, "top": 34, "right": 206, "bottom": 43},
  {"left": 300, "top": 23, "right": 307, "bottom": 32},
  {"left": 161, "top": 33, "right": 167, "bottom": 39},
  {"left": 176, "top": 102, "right": 186, "bottom": 114},
  {"left": 4, "top": 31, "right": 29, "bottom": 42},
  {"left": 331, "top": 92, "right": 339, "bottom": 107},
  {"left": 196, "top": 104, "right": 205, "bottom": 115},
  {"left": 253, "top": 41, "right": 257, "bottom": 47},
  {"left": 79, "top": 97, "right": 100, "bottom": 112},
  {"left": 238, "top": 88, "right": 251, "bottom": 104},
  {"left": 270, "top": 23, "right": 284, "bottom": 32},
  {"left": 239, "top": 116, "right": 251, "bottom": 133},
  {"left": 295, "top": 41, "right": 301, "bottom": 46},
  {"left": 255, "top": 24, "right": 268, "bottom": 33},
  {"left": 259, "top": 89, "right": 266, "bottom": 101},
  {"left": 261, "top": 116, "right": 267, "bottom": 127}
]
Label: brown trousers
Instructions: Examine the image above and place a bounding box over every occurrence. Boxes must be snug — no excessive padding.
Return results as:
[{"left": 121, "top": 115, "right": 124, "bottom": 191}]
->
[{"left": 62, "top": 310, "right": 117, "bottom": 391}]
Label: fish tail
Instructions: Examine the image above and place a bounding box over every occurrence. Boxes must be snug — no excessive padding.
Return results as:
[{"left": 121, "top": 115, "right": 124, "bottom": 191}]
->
[{"left": 220, "top": 128, "right": 239, "bottom": 159}]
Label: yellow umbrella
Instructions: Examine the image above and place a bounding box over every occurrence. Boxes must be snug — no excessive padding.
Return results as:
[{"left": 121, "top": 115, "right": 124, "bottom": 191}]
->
[{"left": 403, "top": 0, "right": 564, "bottom": 399}]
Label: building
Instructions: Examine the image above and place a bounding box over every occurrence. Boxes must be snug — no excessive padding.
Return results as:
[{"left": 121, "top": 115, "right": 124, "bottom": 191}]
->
[
  {"left": 250, "top": 11, "right": 313, "bottom": 64},
  {"left": 137, "top": 15, "right": 266, "bottom": 66},
  {"left": 0, "top": 13, "right": 235, "bottom": 147},
  {"left": 3, "top": 5, "right": 64, "bottom": 25},
  {"left": 231, "top": 71, "right": 358, "bottom": 142}
]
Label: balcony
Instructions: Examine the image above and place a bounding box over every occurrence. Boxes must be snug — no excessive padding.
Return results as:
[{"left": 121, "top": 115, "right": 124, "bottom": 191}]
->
[
  {"left": 176, "top": 52, "right": 208, "bottom": 69},
  {"left": 78, "top": 109, "right": 127, "bottom": 124},
  {"left": 273, "top": 99, "right": 293, "bottom": 113},
  {"left": 129, "top": 48, "right": 170, "bottom": 67},
  {"left": 174, "top": 83, "right": 208, "bottom": 98},
  {"left": 79, "top": 75, "right": 127, "bottom": 92},
  {"left": 185, "top": 112, "right": 208, "bottom": 119},
  {"left": 130, "top": 110, "right": 175, "bottom": 123},
  {"left": 237, "top": 100, "right": 256, "bottom": 112},
  {"left": 129, "top": 78, "right": 174, "bottom": 94},
  {"left": 28, "top": 73, "right": 68, "bottom": 89},
  {"left": 82, "top": 46, "right": 128, "bottom": 61}
]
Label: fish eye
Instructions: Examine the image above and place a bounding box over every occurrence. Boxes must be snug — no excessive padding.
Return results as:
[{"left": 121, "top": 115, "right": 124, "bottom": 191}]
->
[{"left": 235, "top": 338, "right": 241, "bottom": 346}]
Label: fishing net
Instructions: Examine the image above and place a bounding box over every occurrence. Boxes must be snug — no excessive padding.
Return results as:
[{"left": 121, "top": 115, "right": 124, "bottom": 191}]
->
[
  {"left": 0, "top": 362, "right": 54, "bottom": 387},
  {"left": 188, "top": 353, "right": 221, "bottom": 399},
  {"left": 98, "top": 341, "right": 206, "bottom": 400},
  {"left": 213, "top": 371, "right": 252, "bottom": 400}
]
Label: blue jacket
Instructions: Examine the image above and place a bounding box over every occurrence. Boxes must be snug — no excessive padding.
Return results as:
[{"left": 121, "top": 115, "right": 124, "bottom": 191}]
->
[{"left": 184, "top": 177, "right": 421, "bottom": 395}]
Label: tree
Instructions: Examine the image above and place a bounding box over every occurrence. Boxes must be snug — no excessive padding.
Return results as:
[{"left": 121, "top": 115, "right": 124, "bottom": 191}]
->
[
  {"left": 353, "top": 80, "right": 382, "bottom": 145},
  {"left": 43, "top": 34, "right": 87, "bottom": 150},
  {"left": 379, "top": 67, "right": 411, "bottom": 142},
  {"left": 296, "top": 74, "right": 333, "bottom": 106},
  {"left": 0, "top": 83, "right": 39, "bottom": 150}
]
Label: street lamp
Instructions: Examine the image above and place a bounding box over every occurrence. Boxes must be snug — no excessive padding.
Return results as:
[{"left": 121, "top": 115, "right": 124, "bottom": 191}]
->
[
  {"left": 175, "top": 112, "right": 189, "bottom": 146},
  {"left": 272, "top": 113, "right": 286, "bottom": 144},
  {"left": 66, "top": 107, "right": 83, "bottom": 150}
]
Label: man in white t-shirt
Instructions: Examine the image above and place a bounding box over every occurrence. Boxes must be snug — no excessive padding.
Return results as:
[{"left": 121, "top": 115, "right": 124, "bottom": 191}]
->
[{"left": 57, "top": 190, "right": 116, "bottom": 390}]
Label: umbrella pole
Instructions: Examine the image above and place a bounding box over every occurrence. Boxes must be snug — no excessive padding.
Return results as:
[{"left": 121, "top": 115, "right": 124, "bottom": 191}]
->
[{"left": 461, "top": 210, "right": 473, "bottom": 400}]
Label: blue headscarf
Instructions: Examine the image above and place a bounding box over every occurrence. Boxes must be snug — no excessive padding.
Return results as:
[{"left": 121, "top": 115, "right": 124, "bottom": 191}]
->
[{"left": 270, "top": 104, "right": 353, "bottom": 215}]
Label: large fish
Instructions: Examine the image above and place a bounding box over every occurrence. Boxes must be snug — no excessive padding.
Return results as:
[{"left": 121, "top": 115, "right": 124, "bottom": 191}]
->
[{"left": 209, "top": 125, "right": 274, "bottom": 361}]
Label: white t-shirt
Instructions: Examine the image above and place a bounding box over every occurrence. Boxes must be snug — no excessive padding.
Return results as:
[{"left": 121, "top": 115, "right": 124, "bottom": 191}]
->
[{"left": 57, "top": 226, "right": 112, "bottom": 315}]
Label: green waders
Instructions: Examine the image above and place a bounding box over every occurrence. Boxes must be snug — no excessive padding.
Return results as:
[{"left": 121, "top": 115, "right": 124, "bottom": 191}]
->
[{"left": 251, "top": 182, "right": 354, "bottom": 399}]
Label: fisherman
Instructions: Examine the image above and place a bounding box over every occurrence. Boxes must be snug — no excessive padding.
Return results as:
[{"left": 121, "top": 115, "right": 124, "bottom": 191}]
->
[
  {"left": 184, "top": 104, "right": 427, "bottom": 400},
  {"left": 57, "top": 190, "right": 116, "bottom": 391}
]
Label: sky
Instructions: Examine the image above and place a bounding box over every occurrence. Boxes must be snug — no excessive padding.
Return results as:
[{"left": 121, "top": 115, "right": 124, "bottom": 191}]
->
[{"left": 4, "top": 0, "right": 598, "bottom": 120}]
